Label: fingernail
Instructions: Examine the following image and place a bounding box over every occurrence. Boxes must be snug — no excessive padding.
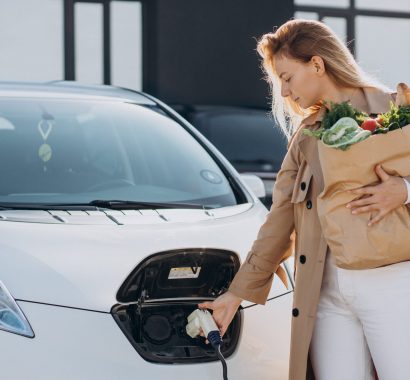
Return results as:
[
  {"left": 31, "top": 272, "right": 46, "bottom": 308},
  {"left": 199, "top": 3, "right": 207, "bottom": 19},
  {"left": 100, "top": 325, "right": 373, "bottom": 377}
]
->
[
  {"left": 346, "top": 204, "right": 350, "bottom": 208},
  {"left": 352, "top": 210, "right": 356, "bottom": 214}
]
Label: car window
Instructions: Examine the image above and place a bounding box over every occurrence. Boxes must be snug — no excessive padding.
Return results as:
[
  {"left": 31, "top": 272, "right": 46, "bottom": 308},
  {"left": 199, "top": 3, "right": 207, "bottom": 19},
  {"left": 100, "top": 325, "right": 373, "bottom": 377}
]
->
[
  {"left": 0, "top": 98, "right": 237, "bottom": 208},
  {"left": 190, "top": 109, "right": 288, "bottom": 173}
]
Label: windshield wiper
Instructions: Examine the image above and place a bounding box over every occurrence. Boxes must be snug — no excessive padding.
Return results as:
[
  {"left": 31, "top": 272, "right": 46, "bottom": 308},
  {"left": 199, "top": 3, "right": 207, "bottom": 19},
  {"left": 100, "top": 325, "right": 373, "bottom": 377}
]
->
[
  {"left": 87, "top": 200, "right": 211, "bottom": 210},
  {"left": 0, "top": 200, "right": 211, "bottom": 211},
  {"left": 0, "top": 203, "right": 98, "bottom": 211}
]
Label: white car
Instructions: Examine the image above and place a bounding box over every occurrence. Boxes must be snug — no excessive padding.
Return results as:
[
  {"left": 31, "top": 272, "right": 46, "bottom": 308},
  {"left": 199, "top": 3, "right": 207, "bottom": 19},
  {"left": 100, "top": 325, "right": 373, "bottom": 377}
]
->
[{"left": 0, "top": 81, "right": 294, "bottom": 380}]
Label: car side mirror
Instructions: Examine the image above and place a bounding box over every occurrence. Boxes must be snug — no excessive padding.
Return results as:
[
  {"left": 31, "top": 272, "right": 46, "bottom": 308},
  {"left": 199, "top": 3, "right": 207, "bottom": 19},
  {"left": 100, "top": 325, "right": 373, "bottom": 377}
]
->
[{"left": 240, "top": 174, "right": 266, "bottom": 199}]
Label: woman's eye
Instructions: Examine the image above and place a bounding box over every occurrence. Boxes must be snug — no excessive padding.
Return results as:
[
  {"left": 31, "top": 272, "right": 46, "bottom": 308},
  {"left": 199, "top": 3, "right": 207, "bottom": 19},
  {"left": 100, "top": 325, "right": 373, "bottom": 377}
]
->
[{"left": 285, "top": 77, "right": 292, "bottom": 83}]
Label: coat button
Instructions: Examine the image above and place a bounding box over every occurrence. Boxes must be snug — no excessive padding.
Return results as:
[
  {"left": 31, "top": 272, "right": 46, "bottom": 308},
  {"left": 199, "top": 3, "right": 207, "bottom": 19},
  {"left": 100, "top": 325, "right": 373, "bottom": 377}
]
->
[
  {"left": 292, "top": 308, "right": 299, "bottom": 317},
  {"left": 306, "top": 200, "right": 312, "bottom": 209},
  {"left": 299, "top": 255, "right": 306, "bottom": 264},
  {"left": 300, "top": 182, "right": 306, "bottom": 191}
]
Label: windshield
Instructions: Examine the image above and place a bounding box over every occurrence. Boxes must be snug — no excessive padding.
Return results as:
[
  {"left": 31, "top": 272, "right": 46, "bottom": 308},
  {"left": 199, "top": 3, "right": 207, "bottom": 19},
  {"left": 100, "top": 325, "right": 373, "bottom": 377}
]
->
[{"left": 0, "top": 97, "right": 237, "bottom": 208}]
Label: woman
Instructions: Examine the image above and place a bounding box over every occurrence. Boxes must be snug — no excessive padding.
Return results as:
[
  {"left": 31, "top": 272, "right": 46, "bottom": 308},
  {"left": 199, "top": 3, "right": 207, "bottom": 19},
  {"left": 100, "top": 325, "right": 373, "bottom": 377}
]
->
[{"left": 198, "top": 19, "right": 410, "bottom": 380}]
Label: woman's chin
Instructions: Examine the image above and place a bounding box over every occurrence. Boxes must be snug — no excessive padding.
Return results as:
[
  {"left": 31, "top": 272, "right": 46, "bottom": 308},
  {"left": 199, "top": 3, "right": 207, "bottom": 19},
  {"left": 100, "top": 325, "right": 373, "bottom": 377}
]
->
[
  {"left": 296, "top": 99, "right": 306, "bottom": 108},
  {"left": 299, "top": 100, "right": 316, "bottom": 110}
]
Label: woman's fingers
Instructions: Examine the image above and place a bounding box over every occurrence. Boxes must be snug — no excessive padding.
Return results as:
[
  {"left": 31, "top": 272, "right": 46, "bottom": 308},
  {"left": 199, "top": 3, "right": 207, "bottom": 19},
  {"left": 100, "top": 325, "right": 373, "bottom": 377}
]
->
[
  {"left": 217, "top": 313, "right": 235, "bottom": 337},
  {"left": 198, "top": 301, "right": 213, "bottom": 310},
  {"left": 346, "top": 195, "right": 374, "bottom": 209},
  {"left": 347, "top": 176, "right": 407, "bottom": 221},
  {"left": 374, "top": 164, "right": 390, "bottom": 182},
  {"left": 368, "top": 210, "right": 387, "bottom": 226},
  {"left": 348, "top": 185, "right": 376, "bottom": 195},
  {"left": 196, "top": 292, "right": 241, "bottom": 342},
  {"left": 351, "top": 205, "right": 379, "bottom": 214}
]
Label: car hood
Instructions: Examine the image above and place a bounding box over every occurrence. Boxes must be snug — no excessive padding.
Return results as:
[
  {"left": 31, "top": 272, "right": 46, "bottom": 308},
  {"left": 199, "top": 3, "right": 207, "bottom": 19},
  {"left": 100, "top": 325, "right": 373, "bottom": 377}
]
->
[{"left": 0, "top": 204, "right": 267, "bottom": 312}]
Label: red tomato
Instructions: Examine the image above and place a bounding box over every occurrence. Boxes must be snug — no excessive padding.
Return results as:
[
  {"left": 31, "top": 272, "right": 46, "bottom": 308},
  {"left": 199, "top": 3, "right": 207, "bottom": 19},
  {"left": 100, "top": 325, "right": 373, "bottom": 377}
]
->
[{"left": 361, "top": 119, "right": 379, "bottom": 132}]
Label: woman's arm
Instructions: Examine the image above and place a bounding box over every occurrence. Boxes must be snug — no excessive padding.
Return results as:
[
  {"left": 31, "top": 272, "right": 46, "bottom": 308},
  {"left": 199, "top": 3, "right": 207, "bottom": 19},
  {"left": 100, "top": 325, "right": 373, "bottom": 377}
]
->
[{"left": 227, "top": 135, "right": 300, "bottom": 305}]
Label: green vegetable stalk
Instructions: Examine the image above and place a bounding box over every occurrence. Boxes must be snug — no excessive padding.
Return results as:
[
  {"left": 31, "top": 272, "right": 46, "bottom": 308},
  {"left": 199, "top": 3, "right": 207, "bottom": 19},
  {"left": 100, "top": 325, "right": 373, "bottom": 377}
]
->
[{"left": 302, "top": 101, "right": 410, "bottom": 150}]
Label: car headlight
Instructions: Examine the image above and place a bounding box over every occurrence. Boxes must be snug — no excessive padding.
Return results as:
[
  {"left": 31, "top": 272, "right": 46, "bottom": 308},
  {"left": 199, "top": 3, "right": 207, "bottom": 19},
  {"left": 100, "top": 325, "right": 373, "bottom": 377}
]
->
[{"left": 0, "top": 281, "right": 34, "bottom": 338}]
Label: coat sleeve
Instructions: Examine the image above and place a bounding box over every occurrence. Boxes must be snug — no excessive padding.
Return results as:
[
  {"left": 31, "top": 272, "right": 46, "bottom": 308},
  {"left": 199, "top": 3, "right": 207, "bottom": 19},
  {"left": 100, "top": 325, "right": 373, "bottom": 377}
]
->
[{"left": 227, "top": 134, "right": 300, "bottom": 305}]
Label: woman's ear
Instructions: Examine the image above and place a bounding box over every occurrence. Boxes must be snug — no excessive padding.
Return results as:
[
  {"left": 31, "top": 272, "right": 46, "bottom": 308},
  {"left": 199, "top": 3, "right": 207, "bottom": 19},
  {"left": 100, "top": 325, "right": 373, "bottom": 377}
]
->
[{"left": 310, "top": 55, "right": 325, "bottom": 76}]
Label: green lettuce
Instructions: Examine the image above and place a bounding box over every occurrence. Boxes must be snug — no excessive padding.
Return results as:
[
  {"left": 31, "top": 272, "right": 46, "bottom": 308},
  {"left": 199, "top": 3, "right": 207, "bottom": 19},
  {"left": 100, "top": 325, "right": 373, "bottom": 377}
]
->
[
  {"left": 303, "top": 117, "right": 371, "bottom": 150},
  {"left": 321, "top": 117, "right": 371, "bottom": 150}
]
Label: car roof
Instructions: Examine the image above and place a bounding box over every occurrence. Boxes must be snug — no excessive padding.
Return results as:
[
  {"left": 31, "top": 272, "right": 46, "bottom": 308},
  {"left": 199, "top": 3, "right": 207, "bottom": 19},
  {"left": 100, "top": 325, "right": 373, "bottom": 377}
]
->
[{"left": 0, "top": 80, "right": 156, "bottom": 105}]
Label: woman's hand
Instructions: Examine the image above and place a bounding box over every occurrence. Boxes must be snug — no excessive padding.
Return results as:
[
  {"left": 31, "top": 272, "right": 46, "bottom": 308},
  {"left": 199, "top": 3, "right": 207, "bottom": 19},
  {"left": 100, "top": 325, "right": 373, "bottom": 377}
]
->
[
  {"left": 345, "top": 164, "right": 408, "bottom": 226},
  {"left": 197, "top": 291, "right": 242, "bottom": 343}
]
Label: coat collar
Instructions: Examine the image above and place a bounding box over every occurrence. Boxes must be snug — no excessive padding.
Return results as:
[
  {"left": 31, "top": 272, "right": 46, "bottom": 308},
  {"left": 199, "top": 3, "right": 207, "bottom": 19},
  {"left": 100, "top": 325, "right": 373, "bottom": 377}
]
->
[
  {"left": 297, "top": 86, "right": 396, "bottom": 191},
  {"left": 300, "top": 86, "right": 395, "bottom": 128}
]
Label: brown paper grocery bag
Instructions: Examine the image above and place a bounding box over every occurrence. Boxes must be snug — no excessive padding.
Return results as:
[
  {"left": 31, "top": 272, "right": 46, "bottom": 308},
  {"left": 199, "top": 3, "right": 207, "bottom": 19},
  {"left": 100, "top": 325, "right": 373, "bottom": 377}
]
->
[{"left": 317, "top": 124, "right": 410, "bottom": 269}]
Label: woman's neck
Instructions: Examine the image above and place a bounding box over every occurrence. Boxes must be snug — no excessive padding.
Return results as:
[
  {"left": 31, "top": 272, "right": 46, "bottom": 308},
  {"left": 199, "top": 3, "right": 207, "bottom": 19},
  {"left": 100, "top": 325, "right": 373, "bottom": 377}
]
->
[{"left": 321, "top": 84, "right": 369, "bottom": 113}]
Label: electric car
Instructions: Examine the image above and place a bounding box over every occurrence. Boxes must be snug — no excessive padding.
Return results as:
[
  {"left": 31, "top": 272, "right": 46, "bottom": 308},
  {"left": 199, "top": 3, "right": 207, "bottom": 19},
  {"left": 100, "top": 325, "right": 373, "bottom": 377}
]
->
[{"left": 0, "top": 81, "right": 294, "bottom": 379}]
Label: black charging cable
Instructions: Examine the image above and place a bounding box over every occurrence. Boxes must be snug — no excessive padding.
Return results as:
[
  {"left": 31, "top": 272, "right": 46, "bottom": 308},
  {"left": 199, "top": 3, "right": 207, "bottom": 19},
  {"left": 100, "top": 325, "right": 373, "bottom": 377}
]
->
[{"left": 207, "top": 330, "right": 228, "bottom": 380}]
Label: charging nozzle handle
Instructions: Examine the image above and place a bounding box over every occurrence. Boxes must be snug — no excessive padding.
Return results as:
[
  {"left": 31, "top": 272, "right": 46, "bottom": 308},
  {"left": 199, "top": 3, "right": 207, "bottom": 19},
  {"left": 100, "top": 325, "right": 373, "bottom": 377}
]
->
[{"left": 207, "top": 330, "right": 222, "bottom": 347}]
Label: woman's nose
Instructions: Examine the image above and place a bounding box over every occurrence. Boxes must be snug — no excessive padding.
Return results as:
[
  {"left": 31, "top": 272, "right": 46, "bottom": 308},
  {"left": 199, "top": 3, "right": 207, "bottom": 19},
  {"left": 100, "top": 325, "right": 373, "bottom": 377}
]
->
[{"left": 281, "top": 83, "right": 291, "bottom": 98}]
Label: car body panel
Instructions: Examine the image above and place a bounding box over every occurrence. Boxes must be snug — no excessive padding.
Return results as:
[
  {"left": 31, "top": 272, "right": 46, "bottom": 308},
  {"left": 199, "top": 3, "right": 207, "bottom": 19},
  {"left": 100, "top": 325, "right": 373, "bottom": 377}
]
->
[
  {"left": 0, "top": 298, "right": 291, "bottom": 380},
  {"left": 0, "top": 203, "right": 291, "bottom": 312}
]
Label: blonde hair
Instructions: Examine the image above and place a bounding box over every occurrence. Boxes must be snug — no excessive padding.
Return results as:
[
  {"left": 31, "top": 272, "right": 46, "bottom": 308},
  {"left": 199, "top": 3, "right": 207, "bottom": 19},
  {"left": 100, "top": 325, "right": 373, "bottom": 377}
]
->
[{"left": 256, "top": 19, "right": 391, "bottom": 140}]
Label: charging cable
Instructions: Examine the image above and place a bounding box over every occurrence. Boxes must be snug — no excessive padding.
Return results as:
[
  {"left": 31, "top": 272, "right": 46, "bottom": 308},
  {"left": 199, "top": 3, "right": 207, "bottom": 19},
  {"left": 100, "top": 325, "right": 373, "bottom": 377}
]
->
[{"left": 186, "top": 309, "right": 228, "bottom": 380}]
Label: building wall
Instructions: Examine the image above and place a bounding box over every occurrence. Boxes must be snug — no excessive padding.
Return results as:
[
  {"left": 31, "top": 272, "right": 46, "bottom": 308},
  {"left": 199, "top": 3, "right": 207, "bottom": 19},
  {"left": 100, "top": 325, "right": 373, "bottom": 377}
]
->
[
  {"left": 0, "top": 0, "right": 408, "bottom": 97},
  {"left": 143, "top": 0, "right": 294, "bottom": 107}
]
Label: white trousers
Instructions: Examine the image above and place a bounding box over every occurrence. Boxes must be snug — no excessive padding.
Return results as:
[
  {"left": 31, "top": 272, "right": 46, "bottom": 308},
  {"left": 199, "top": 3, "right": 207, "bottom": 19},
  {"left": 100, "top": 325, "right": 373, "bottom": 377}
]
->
[{"left": 309, "top": 248, "right": 410, "bottom": 380}]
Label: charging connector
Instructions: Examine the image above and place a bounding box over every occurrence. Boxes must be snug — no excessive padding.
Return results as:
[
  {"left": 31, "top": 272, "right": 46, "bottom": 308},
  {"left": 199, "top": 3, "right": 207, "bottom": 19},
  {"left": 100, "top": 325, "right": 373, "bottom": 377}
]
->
[{"left": 186, "top": 309, "right": 228, "bottom": 380}]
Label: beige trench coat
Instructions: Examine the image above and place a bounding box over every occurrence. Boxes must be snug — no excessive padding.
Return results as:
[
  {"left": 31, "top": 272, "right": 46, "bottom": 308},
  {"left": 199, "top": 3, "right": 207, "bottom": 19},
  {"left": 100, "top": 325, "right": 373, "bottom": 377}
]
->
[{"left": 228, "top": 86, "right": 410, "bottom": 380}]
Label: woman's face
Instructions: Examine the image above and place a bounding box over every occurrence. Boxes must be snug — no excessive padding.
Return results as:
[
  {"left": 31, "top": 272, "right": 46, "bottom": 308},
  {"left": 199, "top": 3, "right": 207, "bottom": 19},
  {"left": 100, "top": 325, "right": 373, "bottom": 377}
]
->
[{"left": 274, "top": 55, "right": 324, "bottom": 109}]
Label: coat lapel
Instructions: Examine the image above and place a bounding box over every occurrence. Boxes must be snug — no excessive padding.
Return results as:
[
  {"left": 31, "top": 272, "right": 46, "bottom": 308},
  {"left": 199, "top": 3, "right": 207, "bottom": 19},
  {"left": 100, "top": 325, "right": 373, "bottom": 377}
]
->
[
  {"left": 299, "top": 132, "right": 324, "bottom": 191},
  {"left": 297, "top": 105, "right": 326, "bottom": 191}
]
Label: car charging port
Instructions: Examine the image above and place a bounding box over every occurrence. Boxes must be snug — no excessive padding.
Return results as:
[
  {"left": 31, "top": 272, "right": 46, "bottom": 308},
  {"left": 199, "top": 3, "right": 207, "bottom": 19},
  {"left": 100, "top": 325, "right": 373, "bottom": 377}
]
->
[{"left": 111, "top": 249, "right": 241, "bottom": 364}]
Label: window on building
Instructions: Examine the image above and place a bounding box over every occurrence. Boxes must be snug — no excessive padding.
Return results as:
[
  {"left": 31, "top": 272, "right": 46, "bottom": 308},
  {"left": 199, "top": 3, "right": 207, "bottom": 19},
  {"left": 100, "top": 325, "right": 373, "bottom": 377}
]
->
[
  {"left": 75, "top": 2, "right": 104, "bottom": 84},
  {"left": 111, "top": 1, "right": 142, "bottom": 90},
  {"left": 294, "top": 0, "right": 410, "bottom": 89},
  {"left": 0, "top": 0, "right": 64, "bottom": 81}
]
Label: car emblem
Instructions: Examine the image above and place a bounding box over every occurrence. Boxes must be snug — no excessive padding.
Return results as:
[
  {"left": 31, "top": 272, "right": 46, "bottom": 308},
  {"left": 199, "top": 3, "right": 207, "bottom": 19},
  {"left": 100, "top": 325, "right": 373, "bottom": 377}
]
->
[{"left": 200, "top": 170, "right": 222, "bottom": 184}]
